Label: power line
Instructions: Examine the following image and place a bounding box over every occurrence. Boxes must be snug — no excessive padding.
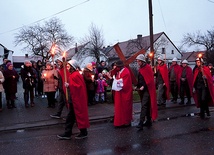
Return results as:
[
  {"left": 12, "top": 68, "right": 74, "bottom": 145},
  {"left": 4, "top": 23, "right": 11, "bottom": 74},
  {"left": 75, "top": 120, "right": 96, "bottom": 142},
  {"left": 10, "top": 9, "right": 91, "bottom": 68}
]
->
[
  {"left": 0, "top": 0, "right": 90, "bottom": 35},
  {"left": 158, "top": 0, "right": 167, "bottom": 32}
]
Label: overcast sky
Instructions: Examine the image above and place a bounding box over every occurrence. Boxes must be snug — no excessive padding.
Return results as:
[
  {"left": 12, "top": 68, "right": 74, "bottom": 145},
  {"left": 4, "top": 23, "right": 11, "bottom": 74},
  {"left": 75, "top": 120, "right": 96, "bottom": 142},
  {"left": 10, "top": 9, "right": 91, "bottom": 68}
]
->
[{"left": 0, "top": 0, "right": 214, "bottom": 56}]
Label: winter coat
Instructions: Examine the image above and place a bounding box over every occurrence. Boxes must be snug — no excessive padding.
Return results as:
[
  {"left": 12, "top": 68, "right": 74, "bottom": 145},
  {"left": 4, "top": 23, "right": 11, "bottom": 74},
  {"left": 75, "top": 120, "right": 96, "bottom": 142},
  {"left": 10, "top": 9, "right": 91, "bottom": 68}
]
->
[
  {"left": 20, "top": 66, "right": 36, "bottom": 89},
  {"left": 3, "top": 69, "right": 19, "bottom": 94},
  {"left": 41, "top": 69, "right": 58, "bottom": 92},
  {"left": 0, "top": 71, "right": 5, "bottom": 92},
  {"left": 83, "top": 68, "right": 95, "bottom": 91},
  {"left": 95, "top": 79, "right": 108, "bottom": 93}
]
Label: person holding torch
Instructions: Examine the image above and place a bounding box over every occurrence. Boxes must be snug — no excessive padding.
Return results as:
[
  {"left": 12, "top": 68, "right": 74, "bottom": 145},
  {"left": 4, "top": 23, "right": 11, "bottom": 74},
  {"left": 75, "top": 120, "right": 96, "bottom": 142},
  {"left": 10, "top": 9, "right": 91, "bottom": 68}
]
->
[
  {"left": 192, "top": 54, "right": 214, "bottom": 119},
  {"left": 50, "top": 55, "right": 70, "bottom": 119},
  {"left": 57, "top": 59, "right": 89, "bottom": 140}
]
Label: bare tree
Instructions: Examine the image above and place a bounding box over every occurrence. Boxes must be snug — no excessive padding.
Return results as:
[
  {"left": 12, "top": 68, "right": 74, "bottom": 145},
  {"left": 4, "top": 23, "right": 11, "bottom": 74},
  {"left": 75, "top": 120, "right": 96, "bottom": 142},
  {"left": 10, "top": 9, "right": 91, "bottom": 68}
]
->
[
  {"left": 80, "top": 23, "right": 104, "bottom": 63},
  {"left": 182, "top": 28, "right": 214, "bottom": 64},
  {"left": 14, "top": 17, "right": 74, "bottom": 62}
]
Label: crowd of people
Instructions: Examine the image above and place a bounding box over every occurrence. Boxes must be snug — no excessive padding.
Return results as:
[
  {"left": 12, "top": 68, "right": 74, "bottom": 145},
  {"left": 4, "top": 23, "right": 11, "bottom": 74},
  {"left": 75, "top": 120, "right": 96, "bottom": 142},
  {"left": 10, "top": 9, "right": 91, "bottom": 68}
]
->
[{"left": 0, "top": 54, "right": 214, "bottom": 140}]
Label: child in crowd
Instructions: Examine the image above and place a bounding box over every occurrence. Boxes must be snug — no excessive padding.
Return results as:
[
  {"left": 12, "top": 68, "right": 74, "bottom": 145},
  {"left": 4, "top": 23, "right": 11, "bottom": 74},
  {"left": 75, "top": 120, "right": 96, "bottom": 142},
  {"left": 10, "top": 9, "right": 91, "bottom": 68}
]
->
[{"left": 95, "top": 73, "right": 108, "bottom": 103}]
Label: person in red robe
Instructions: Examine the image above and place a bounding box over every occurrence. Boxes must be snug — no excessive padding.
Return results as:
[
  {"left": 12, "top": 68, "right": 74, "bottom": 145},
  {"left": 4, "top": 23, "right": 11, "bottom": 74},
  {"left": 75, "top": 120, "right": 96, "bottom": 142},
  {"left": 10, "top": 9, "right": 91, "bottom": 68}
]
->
[
  {"left": 135, "top": 54, "right": 158, "bottom": 130},
  {"left": 168, "top": 57, "right": 181, "bottom": 103},
  {"left": 193, "top": 58, "right": 214, "bottom": 119},
  {"left": 57, "top": 59, "right": 90, "bottom": 140},
  {"left": 178, "top": 60, "right": 193, "bottom": 105},
  {"left": 113, "top": 60, "right": 133, "bottom": 127},
  {"left": 156, "top": 56, "right": 170, "bottom": 107}
]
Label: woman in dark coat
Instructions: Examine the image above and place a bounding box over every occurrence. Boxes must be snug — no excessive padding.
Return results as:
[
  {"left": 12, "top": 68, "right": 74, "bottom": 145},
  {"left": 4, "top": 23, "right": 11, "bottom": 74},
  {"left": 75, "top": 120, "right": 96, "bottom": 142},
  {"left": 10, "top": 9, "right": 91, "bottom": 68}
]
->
[{"left": 3, "top": 63, "right": 19, "bottom": 109}]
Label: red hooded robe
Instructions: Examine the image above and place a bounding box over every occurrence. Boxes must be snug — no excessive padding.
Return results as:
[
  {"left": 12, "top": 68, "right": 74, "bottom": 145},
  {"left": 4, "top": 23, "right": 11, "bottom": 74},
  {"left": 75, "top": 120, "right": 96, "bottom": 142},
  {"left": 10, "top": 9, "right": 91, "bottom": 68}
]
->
[
  {"left": 114, "top": 67, "right": 133, "bottom": 127},
  {"left": 69, "top": 70, "right": 90, "bottom": 129},
  {"left": 139, "top": 64, "right": 158, "bottom": 120},
  {"left": 157, "top": 64, "right": 170, "bottom": 100},
  {"left": 192, "top": 66, "right": 214, "bottom": 108}
]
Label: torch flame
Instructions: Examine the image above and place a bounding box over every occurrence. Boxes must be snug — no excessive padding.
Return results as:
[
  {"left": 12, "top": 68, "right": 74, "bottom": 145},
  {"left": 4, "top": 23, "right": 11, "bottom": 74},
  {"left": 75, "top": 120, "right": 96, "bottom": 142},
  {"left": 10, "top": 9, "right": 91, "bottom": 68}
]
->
[
  {"left": 51, "top": 44, "right": 55, "bottom": 55},
  {"left": 198, "top": 53, "right": 202, "bottom": 58},
  {"left": 63, "top": 51, "right": 66, "bottom": 58},
  {"left": 149, "top": 53, "right": 153, "bottom": 57}
]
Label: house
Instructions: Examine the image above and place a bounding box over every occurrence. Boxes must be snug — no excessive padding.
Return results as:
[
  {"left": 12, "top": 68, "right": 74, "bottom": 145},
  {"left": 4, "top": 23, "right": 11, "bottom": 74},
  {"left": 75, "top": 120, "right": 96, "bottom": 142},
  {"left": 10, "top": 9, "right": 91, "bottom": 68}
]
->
[
  {"left": 67, "top": 42, "right": 108, "bottom": 68},
  {"left": 182, "top": 51, "right": 206, "bottom": 69},
  {"left": 0, "top": 43, "right": 13, "bottom": 64},
  {"left": 103, "top": 32, "right": 182, "bottom": 68},
  {"left": 12, "top": 54, "right": 43, "bottom": 69}
]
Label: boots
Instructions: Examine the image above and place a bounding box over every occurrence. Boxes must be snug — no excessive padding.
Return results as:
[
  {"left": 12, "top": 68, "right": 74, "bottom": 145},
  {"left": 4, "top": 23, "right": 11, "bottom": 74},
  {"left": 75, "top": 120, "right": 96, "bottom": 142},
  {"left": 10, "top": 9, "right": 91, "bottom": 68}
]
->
[
  {"left": 7, "top": 100, "right": 12, "bottom": 109},
  {"left": 186, "top": 98, "right": 191, "bottom": 105},
  {"left": 30, "top": 102, "right": 35, "bottom": 107},
  {"left": 11, "top": 100, "right": 16, "bottom": 108}
]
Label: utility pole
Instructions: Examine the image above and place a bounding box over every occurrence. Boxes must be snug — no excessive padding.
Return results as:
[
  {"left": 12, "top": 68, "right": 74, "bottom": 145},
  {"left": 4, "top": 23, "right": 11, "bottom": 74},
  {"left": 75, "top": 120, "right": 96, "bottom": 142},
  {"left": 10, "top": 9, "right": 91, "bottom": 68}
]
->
[{"left": 148, "top": 0, "right": 154, "bottom": 68}]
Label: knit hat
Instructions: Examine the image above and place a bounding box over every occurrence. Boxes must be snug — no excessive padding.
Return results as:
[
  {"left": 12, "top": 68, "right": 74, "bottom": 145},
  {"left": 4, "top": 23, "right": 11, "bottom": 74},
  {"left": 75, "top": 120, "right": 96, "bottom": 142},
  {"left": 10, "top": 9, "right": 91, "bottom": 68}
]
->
[
  {"left": 6, "top": 62, "right": 12, "bottom": 68},
  {"left": 91, "top": 62, "right": 96, "bottom": 66}
]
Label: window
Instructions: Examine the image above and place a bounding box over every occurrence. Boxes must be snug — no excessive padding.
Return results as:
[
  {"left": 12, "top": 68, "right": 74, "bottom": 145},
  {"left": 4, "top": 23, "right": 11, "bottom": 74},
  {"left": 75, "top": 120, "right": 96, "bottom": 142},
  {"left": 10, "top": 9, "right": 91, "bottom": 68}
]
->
[
  {"left": 161, "top": 48, "right": 165, "bottom": 54},
  {"left": 171, "top": 50, "right": 174, "bottom": 54}
]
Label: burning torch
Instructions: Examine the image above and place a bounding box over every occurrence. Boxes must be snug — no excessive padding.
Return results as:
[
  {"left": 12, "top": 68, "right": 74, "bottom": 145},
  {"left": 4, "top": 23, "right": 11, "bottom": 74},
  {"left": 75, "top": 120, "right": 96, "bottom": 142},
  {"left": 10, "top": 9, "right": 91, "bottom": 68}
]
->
[{"left": 62, "top": 51, "right": 69, "bottom": 108}]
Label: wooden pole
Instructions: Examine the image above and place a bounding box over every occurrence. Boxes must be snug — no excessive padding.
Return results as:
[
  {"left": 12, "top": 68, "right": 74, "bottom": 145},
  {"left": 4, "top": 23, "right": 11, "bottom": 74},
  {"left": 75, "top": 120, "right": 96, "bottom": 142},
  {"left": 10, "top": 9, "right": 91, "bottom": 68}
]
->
[{"left": 148, "top": 0, "right": 154, "bottom": 68}]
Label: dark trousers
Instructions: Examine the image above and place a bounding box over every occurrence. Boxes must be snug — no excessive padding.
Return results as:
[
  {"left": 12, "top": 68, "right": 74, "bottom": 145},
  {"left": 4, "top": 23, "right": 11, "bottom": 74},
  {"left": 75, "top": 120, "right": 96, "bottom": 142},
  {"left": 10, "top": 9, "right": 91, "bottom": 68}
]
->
[
  {"left": 180, "top": 81, "right": 191, "bottom": 102},
  {"left": 157, "top": 84, "right": 166, "bottom": 105},
  {"left": 140, "top": 90, "right": 151, "bottom": 122},
  {"left": 46, "top": 91, "right": 56, "bottom": 107},
  {"left": 24, "top": 87, "right": 34, "bottom": 105},
  {"left": 5, "top": 92, "right": 16, "bottom": 108},
  {"left": 196, "top": 86, "right": 210, "bottom": 117},
  {"left": 170, "top": 81, "right": 178, "bottom": 101},
  {"left": 64, "top": 102, "right": 87, "bottom": 136},
  {"left": 56, "top": 91, "right": 66, "bottom": 116},
  {"left": 87, "top": 90, "right": 95, "bottom": 104}
]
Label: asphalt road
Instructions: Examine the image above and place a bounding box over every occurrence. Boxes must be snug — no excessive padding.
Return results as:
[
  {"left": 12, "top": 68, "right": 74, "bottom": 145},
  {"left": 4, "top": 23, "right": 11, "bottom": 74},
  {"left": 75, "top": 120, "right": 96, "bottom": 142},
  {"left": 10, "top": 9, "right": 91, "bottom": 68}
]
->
[{"left": 1, "top": 108, "right": 214, "bottom": 155}]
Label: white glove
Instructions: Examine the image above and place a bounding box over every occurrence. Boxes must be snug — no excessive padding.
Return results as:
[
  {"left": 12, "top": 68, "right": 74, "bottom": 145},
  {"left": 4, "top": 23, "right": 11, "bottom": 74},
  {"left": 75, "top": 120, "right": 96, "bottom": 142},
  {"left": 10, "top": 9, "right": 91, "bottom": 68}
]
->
[
  {"left": 193, "top": 88, "right": 196, "bottom": 93},
  {"left": 64, "top": 82, "right": 69, "bottom": 88}
]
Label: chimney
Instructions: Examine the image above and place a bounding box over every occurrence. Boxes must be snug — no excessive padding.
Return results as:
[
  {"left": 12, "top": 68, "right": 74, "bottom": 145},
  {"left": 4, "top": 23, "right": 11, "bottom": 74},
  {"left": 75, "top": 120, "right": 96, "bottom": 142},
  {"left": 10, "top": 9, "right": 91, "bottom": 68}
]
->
[
  {"left": 25, "top": 54, "right": 28, "bottom": 58},
  {"left": 137, "top": 34, "right": 142, "bottom": 40}
]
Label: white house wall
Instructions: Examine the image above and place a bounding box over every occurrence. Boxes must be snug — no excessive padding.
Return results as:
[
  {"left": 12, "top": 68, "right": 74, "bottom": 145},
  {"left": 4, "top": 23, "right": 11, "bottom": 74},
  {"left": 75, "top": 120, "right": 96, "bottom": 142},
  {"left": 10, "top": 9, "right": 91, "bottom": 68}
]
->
[{"left": 153, "top": 34, "right": 181, "bottom": 62}]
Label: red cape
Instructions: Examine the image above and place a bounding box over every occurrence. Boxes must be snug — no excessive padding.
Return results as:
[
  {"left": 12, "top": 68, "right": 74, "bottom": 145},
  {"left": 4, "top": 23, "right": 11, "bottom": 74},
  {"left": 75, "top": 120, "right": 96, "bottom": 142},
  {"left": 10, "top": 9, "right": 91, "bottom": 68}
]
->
[
  {"left": 178, "top": 66, "right": 193, "bottom": 96},
  {"left": 157, "top": 64, "right": 170, "bottom": 100},
  {"left": 114, "top": 67, "right": 133, "bottom": 126},
  {"left": 139, "top": 64, "right": 158, "bottom": 120},
  {"left": 192, "top": 66, "right": 214, "bottom": 108},
  {"left": 69, "top": 71, "right": 90, "bottom": 129}
]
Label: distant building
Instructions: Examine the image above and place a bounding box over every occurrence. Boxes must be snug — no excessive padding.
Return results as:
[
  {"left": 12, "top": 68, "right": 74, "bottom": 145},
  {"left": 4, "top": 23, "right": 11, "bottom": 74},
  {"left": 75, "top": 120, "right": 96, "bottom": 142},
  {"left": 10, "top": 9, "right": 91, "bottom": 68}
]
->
[
  {"left": 0, "top": 43, "right": 13, "bottom": 64},
  {"left": 12, "top": 54, "right": 43, "bottom": 69},
  {"left": 182, "top": 51, "right": 206, "bottom": 69},
  {"left": 103, "top": 32, "right": 182, "bottom": 68}
]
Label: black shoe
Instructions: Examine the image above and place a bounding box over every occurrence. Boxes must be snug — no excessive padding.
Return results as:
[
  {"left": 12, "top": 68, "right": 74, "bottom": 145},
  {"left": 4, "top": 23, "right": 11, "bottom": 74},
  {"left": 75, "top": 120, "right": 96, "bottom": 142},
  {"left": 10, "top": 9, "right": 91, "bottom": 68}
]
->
[
  {"left": 200, "top": 113, "right": 205, "bottom": 119},
  {"left": 179, "top": 101, "right": 184, "bottom": 105},
  {"left": 75, "top": 133, "right": 88, "bottom": 139},
  {"left": 186, "top": 101, "right": 191, "bottom": 105},
  {"left": 136, "top": 121, "right": 144, "bottom": 129},
  {"left": 143, "top": 120, "right": 152, "bottom": 127},
  {"left": 50, "top": 114, "right": 61, "bottom": 119},
  {"left": 57, "top": 134, "right": 71, "bottom": 140}
]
